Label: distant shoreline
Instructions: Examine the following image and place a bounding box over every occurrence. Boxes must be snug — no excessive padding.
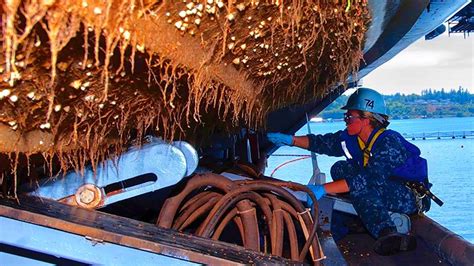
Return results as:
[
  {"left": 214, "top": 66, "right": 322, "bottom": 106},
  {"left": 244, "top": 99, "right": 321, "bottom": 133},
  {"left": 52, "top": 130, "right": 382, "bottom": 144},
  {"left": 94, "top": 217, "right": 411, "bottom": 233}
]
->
[
  {"left": 311, "top": 116, "right": 474, "bottom": 123},
  {"left": 319, "top": 88, "right": 474, "bottom": 120}
]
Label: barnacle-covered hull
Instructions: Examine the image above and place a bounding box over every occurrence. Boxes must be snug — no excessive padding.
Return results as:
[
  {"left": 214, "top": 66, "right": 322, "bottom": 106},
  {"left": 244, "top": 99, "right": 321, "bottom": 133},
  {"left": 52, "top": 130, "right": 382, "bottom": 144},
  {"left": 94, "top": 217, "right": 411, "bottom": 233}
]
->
[
  {"left": 1, "top": 0, "right": 369, "bottom": 176},
  {"left": 1, "top": 0, "right": 474, "bottom": 265}
]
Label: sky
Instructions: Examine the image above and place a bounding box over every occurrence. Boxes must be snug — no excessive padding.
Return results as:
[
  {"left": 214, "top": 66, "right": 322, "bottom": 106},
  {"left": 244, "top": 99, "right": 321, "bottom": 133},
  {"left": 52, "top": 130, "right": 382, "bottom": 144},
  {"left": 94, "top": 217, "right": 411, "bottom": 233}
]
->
[{"left": 362, "top": 32, "right": 473, "bottom": 95}]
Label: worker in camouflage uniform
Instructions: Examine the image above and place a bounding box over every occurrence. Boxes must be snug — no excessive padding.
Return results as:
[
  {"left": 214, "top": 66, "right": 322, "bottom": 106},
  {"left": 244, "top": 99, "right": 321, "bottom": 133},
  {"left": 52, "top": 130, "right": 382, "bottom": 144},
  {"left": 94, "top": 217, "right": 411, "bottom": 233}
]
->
[{"left": 267, "top": 87, "right": 421, "bottom": 256}]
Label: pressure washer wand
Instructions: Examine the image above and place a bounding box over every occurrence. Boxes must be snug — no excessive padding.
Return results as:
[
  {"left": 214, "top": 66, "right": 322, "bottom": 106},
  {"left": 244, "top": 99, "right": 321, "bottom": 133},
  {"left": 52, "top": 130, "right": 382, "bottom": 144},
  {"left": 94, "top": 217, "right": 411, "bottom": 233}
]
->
[{"left": 306, "top": 113, "right": 326, "bottom": 185}]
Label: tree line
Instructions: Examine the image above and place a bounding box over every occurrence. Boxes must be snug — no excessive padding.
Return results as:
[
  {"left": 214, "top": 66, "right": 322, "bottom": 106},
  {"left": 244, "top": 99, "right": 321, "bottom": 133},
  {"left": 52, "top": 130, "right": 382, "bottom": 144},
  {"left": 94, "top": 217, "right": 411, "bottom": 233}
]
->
[{"left": 320, "top": 87, "right": 474, "bottom": 120}]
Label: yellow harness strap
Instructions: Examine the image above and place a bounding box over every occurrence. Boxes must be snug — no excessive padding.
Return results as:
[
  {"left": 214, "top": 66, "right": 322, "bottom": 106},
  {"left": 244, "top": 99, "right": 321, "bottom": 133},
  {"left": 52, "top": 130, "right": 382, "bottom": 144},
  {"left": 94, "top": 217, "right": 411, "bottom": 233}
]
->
[{"left": 357, "top": 128, "right": 386, "bottom": 167}]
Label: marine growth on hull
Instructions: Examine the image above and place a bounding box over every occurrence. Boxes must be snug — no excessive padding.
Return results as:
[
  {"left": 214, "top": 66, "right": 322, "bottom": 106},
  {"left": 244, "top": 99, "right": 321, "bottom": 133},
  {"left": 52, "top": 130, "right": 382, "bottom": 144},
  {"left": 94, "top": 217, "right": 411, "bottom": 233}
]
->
[{"left": 0, "top": 0, "right": 370, "bottom": 188}]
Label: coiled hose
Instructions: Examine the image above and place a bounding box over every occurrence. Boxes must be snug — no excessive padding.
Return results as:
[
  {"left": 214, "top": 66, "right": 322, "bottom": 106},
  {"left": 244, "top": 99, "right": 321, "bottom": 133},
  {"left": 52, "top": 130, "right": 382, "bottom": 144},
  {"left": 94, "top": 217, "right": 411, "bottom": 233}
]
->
[{"left": 156, "top": 173, "right": 324, "bottom": 263}]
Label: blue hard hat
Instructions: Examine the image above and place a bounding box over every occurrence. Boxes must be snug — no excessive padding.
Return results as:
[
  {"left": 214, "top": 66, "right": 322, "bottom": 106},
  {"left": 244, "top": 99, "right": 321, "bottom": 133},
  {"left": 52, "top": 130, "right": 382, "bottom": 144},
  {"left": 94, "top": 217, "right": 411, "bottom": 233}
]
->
[{"left": 341, "top": 87, "right": 387, "bottom": 115}]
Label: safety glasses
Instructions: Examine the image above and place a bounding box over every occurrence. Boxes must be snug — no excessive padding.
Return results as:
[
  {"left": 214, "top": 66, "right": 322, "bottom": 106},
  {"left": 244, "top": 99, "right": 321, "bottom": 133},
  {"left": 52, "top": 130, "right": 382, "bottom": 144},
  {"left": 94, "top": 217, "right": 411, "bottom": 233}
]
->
[{"left": 343, "top": 113, "right": 362, "bottom": 124}]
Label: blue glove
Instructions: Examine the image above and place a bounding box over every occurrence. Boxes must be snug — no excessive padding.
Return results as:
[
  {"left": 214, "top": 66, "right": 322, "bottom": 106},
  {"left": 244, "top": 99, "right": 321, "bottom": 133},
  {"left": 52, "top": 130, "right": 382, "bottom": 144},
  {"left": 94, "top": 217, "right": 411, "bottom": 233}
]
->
[
  {"left": 267, "top": 132, "right": 294, "bottom": 146},
  {"left": 306, "top": 184, "right": 327, "bottom": 207}
]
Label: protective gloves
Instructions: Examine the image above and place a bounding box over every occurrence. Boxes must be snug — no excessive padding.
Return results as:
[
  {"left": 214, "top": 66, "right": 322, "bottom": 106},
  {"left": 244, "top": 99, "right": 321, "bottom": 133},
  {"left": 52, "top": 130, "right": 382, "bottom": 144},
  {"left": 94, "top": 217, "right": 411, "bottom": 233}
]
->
[
  {"left": 306, "top": 184, "right": 327, "bottom": 208},
  {"left": 267, "top": 132, "right": 294, "bottom": 146}
]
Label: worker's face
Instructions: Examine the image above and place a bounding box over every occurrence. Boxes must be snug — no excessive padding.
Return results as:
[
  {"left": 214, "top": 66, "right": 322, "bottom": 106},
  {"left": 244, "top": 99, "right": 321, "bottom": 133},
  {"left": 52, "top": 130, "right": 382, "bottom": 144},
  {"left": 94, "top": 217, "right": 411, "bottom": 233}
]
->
[{"left": 344, "top": 110, "right": 366, "bottom": 135}]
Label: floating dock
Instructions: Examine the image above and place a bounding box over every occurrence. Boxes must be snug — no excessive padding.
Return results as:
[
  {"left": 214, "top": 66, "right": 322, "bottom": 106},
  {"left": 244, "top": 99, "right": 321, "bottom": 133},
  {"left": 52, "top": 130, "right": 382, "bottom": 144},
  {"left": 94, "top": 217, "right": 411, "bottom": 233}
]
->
[{"left": 402, "top": 130, "right": 474, "bottom": 140}]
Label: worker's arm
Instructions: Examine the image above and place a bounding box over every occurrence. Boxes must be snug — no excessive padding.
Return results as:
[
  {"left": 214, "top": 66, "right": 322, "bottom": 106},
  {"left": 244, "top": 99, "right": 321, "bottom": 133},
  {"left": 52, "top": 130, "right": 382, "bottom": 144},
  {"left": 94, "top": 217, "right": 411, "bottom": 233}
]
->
[
  {"left": 307, "top": 179, "right": 350, "bottom": 201},
  {"left": 292, "top": 135, "right": 310, "bottom": 149},
  {"left": 267, "top": 131, "right": 345, "bottom": 157},
  {"left": 323, "top": 179, "right": 350, "bottom": 194},
  {"left": 267, "top": 133, "right": 310, "bottom": 148}
]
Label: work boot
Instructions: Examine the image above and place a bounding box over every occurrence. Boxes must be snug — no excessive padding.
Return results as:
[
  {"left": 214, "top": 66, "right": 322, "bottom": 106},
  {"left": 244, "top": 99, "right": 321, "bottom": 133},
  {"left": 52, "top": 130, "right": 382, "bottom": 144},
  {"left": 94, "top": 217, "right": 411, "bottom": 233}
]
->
[{"left": 373, "top": 228, "right": 417, "bottom": 256}]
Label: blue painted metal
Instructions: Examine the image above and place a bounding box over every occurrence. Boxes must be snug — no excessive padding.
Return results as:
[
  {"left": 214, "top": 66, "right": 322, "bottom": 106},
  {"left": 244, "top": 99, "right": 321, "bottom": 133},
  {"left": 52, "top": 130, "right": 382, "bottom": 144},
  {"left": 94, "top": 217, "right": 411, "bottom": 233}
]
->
[
  {"left": 29, "top": 139, "right": 198, "bottom": 208},
  {"left": 360, "top": 0, "right": 470, "bottom": 78},
  {"left": 173, "top": 140, "right": 200, "bottom": 177},
  {"left": 447, "top": 1, "right": 474, "bottom": 35},
  {"left": 0, "top": 216, "right": 197, "bottom": 265},
  {"left": 425, "top": 24, "right": 447, "bottom": 40}
]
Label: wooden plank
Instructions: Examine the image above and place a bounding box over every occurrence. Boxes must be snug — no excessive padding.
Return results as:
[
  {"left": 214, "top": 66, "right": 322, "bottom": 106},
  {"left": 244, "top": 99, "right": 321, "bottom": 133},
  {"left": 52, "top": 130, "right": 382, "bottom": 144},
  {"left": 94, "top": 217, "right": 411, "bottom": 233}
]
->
[{"left": 0, "top": 196, "right": 299, "bottom": 265}]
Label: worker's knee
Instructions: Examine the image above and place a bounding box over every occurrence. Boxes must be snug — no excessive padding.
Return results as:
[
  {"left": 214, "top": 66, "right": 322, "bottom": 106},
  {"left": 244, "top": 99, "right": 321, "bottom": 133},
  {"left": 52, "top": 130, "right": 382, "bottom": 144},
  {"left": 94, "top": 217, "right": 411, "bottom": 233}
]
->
[{"left": 330, "top": 160, "right": 355, "bottom": 181}]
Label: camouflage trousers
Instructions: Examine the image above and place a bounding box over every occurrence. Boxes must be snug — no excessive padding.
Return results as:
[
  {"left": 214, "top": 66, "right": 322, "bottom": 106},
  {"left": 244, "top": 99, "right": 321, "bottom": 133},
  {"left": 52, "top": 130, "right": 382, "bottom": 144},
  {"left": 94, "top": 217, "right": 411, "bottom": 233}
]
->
[{"left": 330, "top": 160, "right": 418, "bottom": 238}]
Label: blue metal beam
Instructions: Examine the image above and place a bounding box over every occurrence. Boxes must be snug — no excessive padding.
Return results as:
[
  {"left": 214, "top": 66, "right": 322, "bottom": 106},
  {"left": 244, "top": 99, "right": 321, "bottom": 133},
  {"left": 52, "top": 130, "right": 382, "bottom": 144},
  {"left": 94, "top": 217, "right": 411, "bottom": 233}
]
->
[{"left": 0, "top": 216, "right": 197, "bottom": 266}]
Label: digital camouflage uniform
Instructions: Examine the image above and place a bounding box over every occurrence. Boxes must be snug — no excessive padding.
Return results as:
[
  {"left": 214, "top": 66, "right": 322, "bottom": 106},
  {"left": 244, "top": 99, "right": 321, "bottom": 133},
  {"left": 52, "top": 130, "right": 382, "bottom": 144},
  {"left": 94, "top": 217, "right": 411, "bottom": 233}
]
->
[{"left": 307, "top": 129, "right": 418, "bottom": 238}]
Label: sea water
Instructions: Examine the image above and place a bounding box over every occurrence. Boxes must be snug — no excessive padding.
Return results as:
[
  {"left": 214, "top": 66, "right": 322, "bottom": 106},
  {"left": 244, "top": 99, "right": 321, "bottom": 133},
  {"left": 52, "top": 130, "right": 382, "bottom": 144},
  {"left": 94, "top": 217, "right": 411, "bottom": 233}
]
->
[{"left": 266, "top": 117, "right": 474, "bottom": 243}]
